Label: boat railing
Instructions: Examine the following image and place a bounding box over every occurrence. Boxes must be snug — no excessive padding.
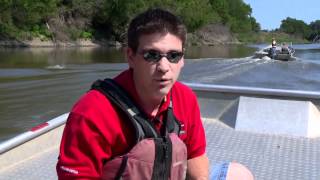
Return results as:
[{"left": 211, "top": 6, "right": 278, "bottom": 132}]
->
[
  {"left": 0, "top": 113, "right": 69, "bottom": 154},
  {"left": 0, "top": 84, "right": 318, "bottom": 179},
  {"left": 1, "top": 83, "right": 320, "bottom": 155},
  {"left": 184, "top": 82, "right": 320, "bottom": 100}
]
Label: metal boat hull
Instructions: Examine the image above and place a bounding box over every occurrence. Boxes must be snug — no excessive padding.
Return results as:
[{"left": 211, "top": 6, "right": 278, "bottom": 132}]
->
[
  {"left": 253, "top": 45, "right": 296, "bottom": 61},
  {"left": 1, "top": 84, "right": 320, "bottom": 180}
]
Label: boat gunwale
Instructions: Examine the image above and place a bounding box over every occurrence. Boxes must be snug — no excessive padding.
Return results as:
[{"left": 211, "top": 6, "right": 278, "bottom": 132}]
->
[
  {"left": 184, "top": 82, "right": 320, "bottom": 99},
  {"left": 1, "top": 83, "right": 320, "bottom": 154},
  {"left": 0, "top": 113, "right": 69, "bottom": 154}
]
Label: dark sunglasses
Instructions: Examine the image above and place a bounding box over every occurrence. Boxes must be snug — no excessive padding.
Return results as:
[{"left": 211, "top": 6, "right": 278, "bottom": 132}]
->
[{"left": 139, "top": 49, "right": 184, "bottom": 63}]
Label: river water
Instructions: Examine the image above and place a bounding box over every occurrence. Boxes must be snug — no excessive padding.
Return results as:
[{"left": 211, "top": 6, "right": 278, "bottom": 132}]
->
[{"left": 0, "top": 44, "right": 320, "bottom": 142}]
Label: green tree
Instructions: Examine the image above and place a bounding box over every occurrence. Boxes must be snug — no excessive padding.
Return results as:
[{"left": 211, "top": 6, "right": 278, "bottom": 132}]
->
[
  {"left": 0, "top": 0, "right": 16, "bottom": 39},
  {"left": 98, "top": 0, "right": 148, "bottom": 41},
  {"left": 0, "top": 0, "right": 262, "bottom": 42},
  {"left": 209, "top": 0, "right": 230, "bottom": 24},
  {"left": 250, "top": 16, "right": 260, "bottom": 32},
  {"left": 11, "top": 0, "right": 57, "bottom": 29},
  {"left": 175, "top": 0, "right": 220, "bottom": 32},
  {"left": 226, "top": 0, "right": 253, "bottom": 33},
  {"left": 93, "top": 0, "right": 220, "bottom": 40},
  {"left": 309, "top": 20, "right": 320, "bottom": 41},
  {"left": 310, "top": 20, "right": 320, "bottom": 32},
  {"left": 280, "top": 17, "right": 312, "bottom": 39},
  {"left": 57, "top": 0, "right": 104, "bottom": 40},
  {"left": 0, "top": 0, "right": 58, "bottom": 39}
]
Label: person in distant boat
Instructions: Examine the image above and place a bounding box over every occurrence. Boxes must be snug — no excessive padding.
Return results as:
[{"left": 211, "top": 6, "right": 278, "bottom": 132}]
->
[
  {"left": 269, "top": 38, "right": 277, "bottom": 59},
  {"left": 271, "top": 38, "right": 277, "bottom": 47},
  {"left": 56, "top": 8, "right": 254, "bottom": 180},
  {"left": 281, "top": 43, "right": 288, "bottom": 54},
  {"left": 280, "top": 42, "right": 294, "bottom": 55}
]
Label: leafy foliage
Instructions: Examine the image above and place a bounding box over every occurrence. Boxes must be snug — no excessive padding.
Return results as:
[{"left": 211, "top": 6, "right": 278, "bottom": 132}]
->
[
  {"left": 209, "top": 0, "right": 230, "bottom": 24},
  {"left": 209, "top": 0, "right": 260, "bottom": 33},
  {"left": 175, "top": 0, "right": 220, "bottom": 32},
  {"left": 0, "top": 0, "right": 259, "bottom": 41},
  {"left": 4, "top": 0, "right": 318, "bottom": 43},
  {"left": 280, "top": 17, "right": 312, "bottom": 39},
  {"left": 0, "top": 0, "right": 57, "bottom": 39},
  {"left": 309, "top": 20, "right": 320, "bottom": 41}
]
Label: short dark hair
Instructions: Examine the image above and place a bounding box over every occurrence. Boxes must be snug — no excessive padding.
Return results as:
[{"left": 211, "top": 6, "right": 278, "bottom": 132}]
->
[{"left": 127, "top": 8, "right": 187, "bottom": 53}]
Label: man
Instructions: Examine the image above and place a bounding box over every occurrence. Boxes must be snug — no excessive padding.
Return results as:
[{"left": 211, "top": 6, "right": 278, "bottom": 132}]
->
[
  {"left": 57, "top": 8, "right": 209, "bottom": 179},
  {"left": 269, "top": 38, "right": 277, "bottom": 59},
  {"left": 271, "top": 38, "right": 277, "bottom": 47}
]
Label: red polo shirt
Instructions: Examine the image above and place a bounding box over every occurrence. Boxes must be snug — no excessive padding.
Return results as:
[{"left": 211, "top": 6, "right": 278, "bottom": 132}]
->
[{"left": 57, "top": 69, "right": 206, "bottom": 179}]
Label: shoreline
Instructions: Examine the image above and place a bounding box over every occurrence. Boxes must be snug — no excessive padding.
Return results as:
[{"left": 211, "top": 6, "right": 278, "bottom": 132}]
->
[
  {"left": 0, "top": 39, "right": 242, "bottom": 48},
  {"left": 0, "top": 24, "right": 241, "bottom": 48},
  {"left": 0, "top": 39, "right": 123, "bottom": 48}
]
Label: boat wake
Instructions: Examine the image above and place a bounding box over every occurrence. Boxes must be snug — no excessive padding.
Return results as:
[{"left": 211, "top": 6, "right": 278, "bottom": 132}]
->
[
  {"left": 46, "top": 64, "right": 65, "bottom": 70},
  {"left": 182, "top": 57, "right": 270, "bottom": 83},
  {"left": 182, "top": 56, "right": 320, "bottom": 92}
]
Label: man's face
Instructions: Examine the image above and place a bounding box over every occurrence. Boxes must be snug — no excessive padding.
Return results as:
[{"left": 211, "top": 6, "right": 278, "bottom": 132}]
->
[{"left": 127, "top": 33, "right": 184, "bottom": 101}]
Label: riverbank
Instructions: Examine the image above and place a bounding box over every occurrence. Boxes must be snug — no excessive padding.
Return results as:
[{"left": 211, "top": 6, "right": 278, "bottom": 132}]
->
[
  {"left": 0, "top": 38, "right": 123, "bottom": 48},
  {"left": 0, "top": 24, "right": 310, "bottom": 48},
  {"left": 236, "top": 31, "right": 309, "bottom": 44},
  {"left": 0, "top": 24, "right": 241, "bottom": 48}
]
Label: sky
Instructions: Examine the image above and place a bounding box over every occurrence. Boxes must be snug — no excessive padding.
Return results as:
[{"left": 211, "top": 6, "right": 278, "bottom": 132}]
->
[{"left": 243, "top": 0, "right": 320, "bottom": 30}]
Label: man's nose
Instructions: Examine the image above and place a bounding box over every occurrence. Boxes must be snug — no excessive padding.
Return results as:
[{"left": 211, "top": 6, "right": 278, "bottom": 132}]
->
[{"left": 156, "top": 57, "right": 170, "bottom": 73}]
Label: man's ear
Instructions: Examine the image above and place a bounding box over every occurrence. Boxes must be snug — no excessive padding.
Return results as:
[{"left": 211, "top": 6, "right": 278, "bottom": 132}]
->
[{"left": 127, "top": 47, "right": 135, "bottom": 68}]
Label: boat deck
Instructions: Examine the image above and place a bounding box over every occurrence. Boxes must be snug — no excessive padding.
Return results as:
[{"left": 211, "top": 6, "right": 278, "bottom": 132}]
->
[
  {"left": 1, "top": 118, "right": 320, "bottom": 180},
  {"left": 204, "top": 118, "right": 320, "bottom": 180},
  {"left": 1, "top": 84, "right": 320, "bottom": 180},
  {"left": 0, "top": 146, "right": 58, "bottom": 180}
]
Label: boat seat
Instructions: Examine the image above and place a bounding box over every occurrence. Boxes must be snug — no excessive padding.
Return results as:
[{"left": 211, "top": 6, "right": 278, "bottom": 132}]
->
[{"left": 235, "top": 96, "right": 320, "bottom": 138}]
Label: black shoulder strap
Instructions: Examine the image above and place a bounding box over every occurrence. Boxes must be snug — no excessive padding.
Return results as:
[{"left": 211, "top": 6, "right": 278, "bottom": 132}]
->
[
  {"left": 91, "top": 78, "right": 159, "bottom": 143},
  {"left": 164, "top": 95, "right": 182, "bottom": 136}
]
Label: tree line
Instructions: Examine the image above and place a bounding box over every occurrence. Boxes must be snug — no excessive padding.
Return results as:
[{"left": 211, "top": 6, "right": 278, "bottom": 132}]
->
[
  {"left": 0, "top": 0, "right": 259, "bottom": 42},
  {"left": 0, "top": 0, "right": 319, "bottom": 43},
  {"left": 278, "top": 18, "right": 320, "bottom": 42}
]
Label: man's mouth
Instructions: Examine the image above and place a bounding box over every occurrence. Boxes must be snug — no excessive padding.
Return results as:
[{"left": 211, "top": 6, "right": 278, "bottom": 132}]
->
[
  {"left": 157, "top": 78, "right": 170, "bottom": 82},
  {"left": 155, "top": 78, "right": 171, "bottom": 85}
]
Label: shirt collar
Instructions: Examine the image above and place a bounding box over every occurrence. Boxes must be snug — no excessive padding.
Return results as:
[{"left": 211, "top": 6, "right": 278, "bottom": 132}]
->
[{"left": 114, "top": 69, "right": 171, "bottom": 118}]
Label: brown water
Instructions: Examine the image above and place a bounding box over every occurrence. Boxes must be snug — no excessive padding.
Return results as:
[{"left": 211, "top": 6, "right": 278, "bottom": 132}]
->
[
  {"left": 0, "top": 45, "right": 256, "bottom": 142},
  {"left": 1, "top": 44, "right": 320, "bottom": 142}
]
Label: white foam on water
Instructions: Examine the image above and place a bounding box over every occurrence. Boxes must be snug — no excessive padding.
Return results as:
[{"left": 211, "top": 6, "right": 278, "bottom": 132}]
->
[{"left": 46, "top": 64, "right": 65, "bottom": 70}]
